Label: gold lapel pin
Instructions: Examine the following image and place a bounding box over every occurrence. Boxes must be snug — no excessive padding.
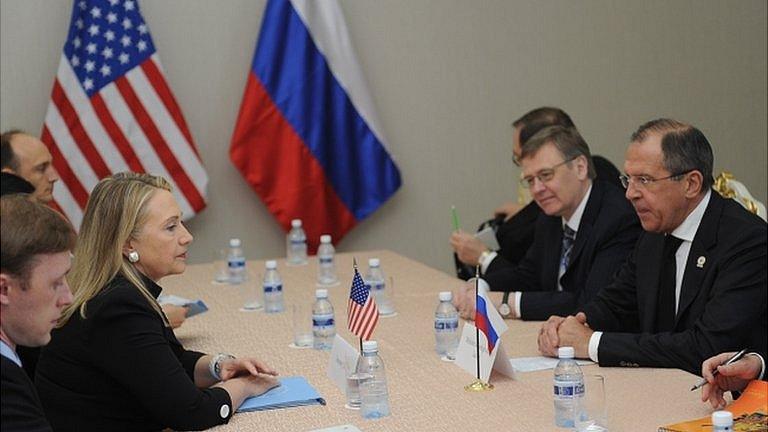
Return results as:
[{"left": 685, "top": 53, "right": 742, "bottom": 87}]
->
[{"left": 696, "top": 256, "right": 706, "bottom": 268}]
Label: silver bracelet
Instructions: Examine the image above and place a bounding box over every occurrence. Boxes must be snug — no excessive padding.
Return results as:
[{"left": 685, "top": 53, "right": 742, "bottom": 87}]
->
[{"left": 209, "top": 353, "right": 235, "bottom": 381}]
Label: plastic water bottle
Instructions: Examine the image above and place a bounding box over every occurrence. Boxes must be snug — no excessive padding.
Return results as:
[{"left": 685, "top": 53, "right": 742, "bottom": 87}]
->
[
  {"left": 317, "top": 235, "right": 338, "bottom": 285},
  {"left": 286, "top": 219, "right": 308, "bottom": 265},
  {"left": 711, "top": 411, "right": 733, "bottom": 432},
  {"left": 357, "top": 340, "right": 390, "bottom": 419},
  {"left": 312, "top": 289, "right": 335, "bottom": 350},
  {"left": 262, "top": 260, "right": 284, "bottom": 313},
  {"left": 554, "top": 346, "right": 584, "bottom": 428},
  {"left": 227, "top": 238, "right": 246, "bottom": 284},
  {"left": 434, "top": 291, "right": 459, "bottom": 359},
  {"left": 365, "top": 258, "right": 394, "bottom": 315}
]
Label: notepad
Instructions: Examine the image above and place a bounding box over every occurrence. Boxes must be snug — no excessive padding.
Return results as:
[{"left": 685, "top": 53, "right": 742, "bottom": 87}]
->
[
  {"left": 237, "top": 376, "right": 325, "bottom": 412},
  {"left": 157, "top": 294, "right": 209, "bottom": 317},
  {"left": 510, "top": 356, "right": 594, "bottom": 372}
]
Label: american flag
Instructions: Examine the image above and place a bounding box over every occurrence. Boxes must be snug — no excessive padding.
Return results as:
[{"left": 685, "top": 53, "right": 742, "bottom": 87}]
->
[
  {"left": 347, "top": 267, "right": 378, "bottom": 340},
  {"left": 42, "top": 0, "right": 207, "bottom": 228}
]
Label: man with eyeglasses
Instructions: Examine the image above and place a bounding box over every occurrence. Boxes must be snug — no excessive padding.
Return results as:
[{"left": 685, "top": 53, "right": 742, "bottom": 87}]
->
[
  {"left": 453, "top": 125, "right": 641, "bottom": 321},
  {"left": 450, "top": 107, "right": 622, "bottom": 280},
  {"left": 539, "top": 118, "right": 767, "bottom": 376}
]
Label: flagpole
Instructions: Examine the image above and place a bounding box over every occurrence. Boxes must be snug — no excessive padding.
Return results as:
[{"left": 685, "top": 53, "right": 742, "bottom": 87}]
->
[
  {"left": 465, "top": 265, "right": 494, "bottom": 392},
  {"left": 474, "top": 268, "right": 481, "bottom": 380}
]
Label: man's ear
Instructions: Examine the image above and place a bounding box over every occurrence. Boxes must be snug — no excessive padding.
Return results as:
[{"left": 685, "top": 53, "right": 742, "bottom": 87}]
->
[
  {"left": 0, "top": 273, "right": 15, "bottom": 306},
  {"left": 575, "top": 155, "right": 589, "bottom": 180},
  {"left": 685, "top": 171, "right": 704, "bottom": 198}
]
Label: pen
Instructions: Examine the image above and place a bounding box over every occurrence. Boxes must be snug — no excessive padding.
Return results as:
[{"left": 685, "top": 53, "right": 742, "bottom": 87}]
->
[
  {"left": 690, "top": 348, "right": 748, "bottom": 391},
  {"left": 451, "top": 205, "right": 461, "bottom": 232}
]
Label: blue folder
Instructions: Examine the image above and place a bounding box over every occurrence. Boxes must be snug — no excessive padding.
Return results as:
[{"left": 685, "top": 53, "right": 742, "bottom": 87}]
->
[{"left": 237, "top": 376, "right": 325, "bottom": 412}]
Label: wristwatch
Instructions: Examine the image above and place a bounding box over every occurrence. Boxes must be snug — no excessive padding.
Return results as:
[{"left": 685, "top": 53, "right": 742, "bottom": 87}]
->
[
  {"left": 498, "top": 291, "right": 513, "bottom": 319},
  {"left": 209, "top": 353, "right": 236, "bottom": 381}
]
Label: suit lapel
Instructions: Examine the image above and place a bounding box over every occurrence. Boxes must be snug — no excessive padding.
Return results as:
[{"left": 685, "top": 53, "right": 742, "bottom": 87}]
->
[
  {"left": 640, "top": 233, "right": 666, "bottom": 330},
  {"left": 674, "top": 194, "right": 722, "bottom": 327}
]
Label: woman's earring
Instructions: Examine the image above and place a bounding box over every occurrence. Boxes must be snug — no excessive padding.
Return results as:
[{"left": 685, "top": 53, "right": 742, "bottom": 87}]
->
[{"left": 128, "top": 250, "right": 140, "bottom": 263}]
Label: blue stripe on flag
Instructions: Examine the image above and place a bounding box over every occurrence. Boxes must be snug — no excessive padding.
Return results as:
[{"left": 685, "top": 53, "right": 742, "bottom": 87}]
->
[{"left": 251, "top": 0, "right": 401, "bottom": 221}]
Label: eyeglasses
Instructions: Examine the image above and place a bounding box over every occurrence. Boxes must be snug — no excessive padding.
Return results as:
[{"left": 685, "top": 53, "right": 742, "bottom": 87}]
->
[
  {"left": 619, "top": 170, "right": 693, "bottom": 189},
  {"left": 519, "top": 157, "right": 577, "bottom": 188}
]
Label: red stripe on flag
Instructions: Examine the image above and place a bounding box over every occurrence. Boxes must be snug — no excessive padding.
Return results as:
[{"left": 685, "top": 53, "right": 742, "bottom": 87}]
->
[
  {"left": 40, "top": 126, "right": 89, "bottom": 209},
  {"left": 90, "top": 93, "right": 146, "bottom": 173},
  {"left": 113, "top": 75, "right": 205, "bottom": 211},
  {"left": 230, "top": 73, "right": 357, "bottom": 253},
  {"left": 140, "top": 59, "right": 200, "bottom": 159},
  {"left": 51, "top": 80, "right": 111, "bottom": 178}
]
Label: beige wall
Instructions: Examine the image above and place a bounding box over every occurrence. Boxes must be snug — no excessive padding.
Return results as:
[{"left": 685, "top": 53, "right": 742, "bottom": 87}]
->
[{"left": 2, "top": 0, "right": 766, "bottom": 274}]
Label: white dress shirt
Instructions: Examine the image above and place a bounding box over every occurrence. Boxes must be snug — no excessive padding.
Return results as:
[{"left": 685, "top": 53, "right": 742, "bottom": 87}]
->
[
  {"left": 0, "top": 339, "right": 22, "bottom": 367},
  {"left": 501, "top": 185, "right": 592, "bottom": 318}
]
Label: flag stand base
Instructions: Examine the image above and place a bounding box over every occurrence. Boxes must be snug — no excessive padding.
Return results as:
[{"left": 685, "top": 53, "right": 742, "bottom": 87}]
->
[{"left": 464, "top": 379, "right": 494, "bottom": 392}]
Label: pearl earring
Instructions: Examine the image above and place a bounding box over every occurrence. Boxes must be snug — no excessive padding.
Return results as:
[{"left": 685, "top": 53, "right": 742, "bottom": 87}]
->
[{"left": 128, "top": 250, "right": 140, "bottom": 263}]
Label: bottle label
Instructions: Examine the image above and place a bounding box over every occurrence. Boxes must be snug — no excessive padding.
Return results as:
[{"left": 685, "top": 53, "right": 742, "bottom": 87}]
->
[
  {"left": 553, "top": 379, "right": 584, "bottom": 399},
  {"left": 263, "top": 283, "right": 282, "bottom": 293},
  {"left": 319, "top": 256, "right": 333, "bottom": 265},
  {"left": 290, "top": 239, "right": 306, "bottom": 246},
  {"left": 366, "top": 282, "right": 385, "bottom": 292},
  {"left": 228, "top": 258, "right": 245, "bottom": 269},
  {"left": 313, "top": 313, "right": 335, "bottom": 330},
  {"left": 435, "top": 317, "right": 459, "bottom": 332}
]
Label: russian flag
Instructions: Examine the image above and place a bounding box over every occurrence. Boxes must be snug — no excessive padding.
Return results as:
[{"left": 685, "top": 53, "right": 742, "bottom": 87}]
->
[
  {"left": 230, "top": 0, "right": 401, "bottom": 252},
  {"left": 475, "top": 278, "right": 508, "bottom": 354}
]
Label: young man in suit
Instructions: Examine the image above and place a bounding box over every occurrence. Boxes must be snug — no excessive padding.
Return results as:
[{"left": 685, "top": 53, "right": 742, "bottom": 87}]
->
[
  {"left": 1, "top": 130, "right": 59, "bottom": 204},
  {"left": 539, "top": 118, "right": 767, "bottom": 375},
  {"left": 1, "top": 195, "right": 76, "bottom": 431},
  {"left": 453, "top": 125, "right": 641, "bottom": 320}
]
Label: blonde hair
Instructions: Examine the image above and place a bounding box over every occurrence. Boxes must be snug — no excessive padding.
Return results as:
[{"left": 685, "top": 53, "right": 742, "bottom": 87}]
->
[{"left": 61, "top": 172, "right": 172, "bottom": 324}]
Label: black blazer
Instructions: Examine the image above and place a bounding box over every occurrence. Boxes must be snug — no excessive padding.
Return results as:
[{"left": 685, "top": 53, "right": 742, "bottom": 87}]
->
[
  {"left": 488, "top": 155, "right": 623, "bottom": 273},
  {"left": 1, "top": 355, "right": 52, "bottom": 432},
  {"left": 485, "top": 180, "right": 642, "bottom": 320},
  {"left": 36, "top": 274, "right": 232, "bottom": 432},
  {"left": 582, "top": 192, "right": 767, "bottom": 375}
]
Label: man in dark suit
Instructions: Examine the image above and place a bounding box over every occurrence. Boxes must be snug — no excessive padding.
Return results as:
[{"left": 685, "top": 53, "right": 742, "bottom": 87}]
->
[
  {"left": 453, "top": 125, "right": 641, "bottom": 320},
  {"left": 1, "top": 195, "right": 76, "bottom": 431},
  {"left": 1, "top": 130, "right": 60, "bottom": 204},
  {"left": 539, "top": 118, "right": 767, "bottom": 376},
  {"left": 451, "top": 107, "right": 622, "bottom": 279}
]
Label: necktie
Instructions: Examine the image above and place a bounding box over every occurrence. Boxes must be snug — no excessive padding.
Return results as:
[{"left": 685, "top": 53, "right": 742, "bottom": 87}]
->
[
  {"left": 559, "top": 225, "right": 577, "bottom": 276},
  {"left": 656, "top": 235, "right": 684, "bottom": 332}
]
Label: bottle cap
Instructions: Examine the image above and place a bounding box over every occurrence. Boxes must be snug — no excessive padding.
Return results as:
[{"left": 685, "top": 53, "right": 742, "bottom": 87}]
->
[
  {"left": 711, "top": 411, "right": 733, "bottom": 427},
  {"left": 362, "top": 340, "right": 378, "bottom": 353},
  {"left": 315, "top": 289, "right": 328, "bottom": 299},
  {"left": 265, "top": 260, "right": 277, "bottom": 269},
  {"left": 291, "top": 219, "right": 302, "bottom": 228},
  {"left": 320, "top": 234, "right": 332, "bottom": 244},
  {"left": 229, "top": 238, "right": 241, "bottom": 247},
  {"left": 557, "top": 346, "right": 575, "bottom": 359},
  {"left": 439, "top": 291, "right": 452, "bottom": 302},
  {"left": 368, "top": 258, "right": 380, "bottom": 267}
]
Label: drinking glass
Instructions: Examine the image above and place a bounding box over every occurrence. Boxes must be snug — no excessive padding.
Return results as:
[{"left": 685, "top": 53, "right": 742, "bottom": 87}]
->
[
  {"left": 242, "top": 273, "right": 263, "bottom": 311},
  {"left": 213, "top": 249, "right": 229, "bottom": 284},
  {"left": 345, "top": 357, "right": 362, "bottom": 409},
  {"left": 576, "top": 374, "right": 608, "bottom": 431},
  {"left": 291, "top": 302, "right": 313, "bottom": 348}
]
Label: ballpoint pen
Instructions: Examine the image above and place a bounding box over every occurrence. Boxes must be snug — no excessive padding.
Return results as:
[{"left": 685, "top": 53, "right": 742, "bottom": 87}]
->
[{"left": 690, "top": 348, "right": 748, "bottom": 391}]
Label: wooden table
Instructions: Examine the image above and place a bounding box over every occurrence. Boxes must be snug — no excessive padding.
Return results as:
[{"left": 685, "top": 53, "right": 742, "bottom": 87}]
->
[{"left": 162, "top": 250, "right": 712, "bottom": 431}]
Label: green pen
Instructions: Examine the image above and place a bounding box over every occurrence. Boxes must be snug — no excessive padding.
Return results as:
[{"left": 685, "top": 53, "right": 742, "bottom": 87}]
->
[{"left": 451, "top": 205, "right": 461, "bottom": 232}]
